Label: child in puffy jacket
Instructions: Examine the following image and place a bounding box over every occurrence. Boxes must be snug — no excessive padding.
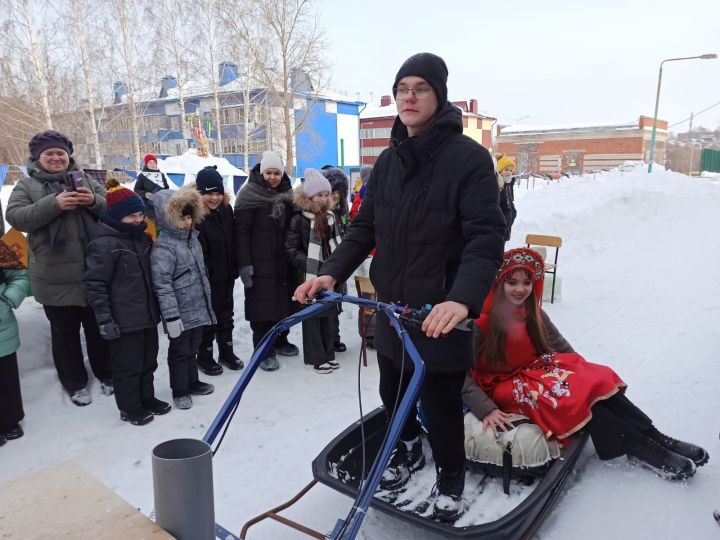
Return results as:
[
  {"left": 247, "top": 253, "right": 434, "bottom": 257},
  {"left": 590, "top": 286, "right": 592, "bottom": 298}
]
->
[
  {"left": 151, "top": 186, "right": 216, "bottom": 410},
  {"left": 0, "top": 267, "right": 30, "bottom": 446},
  {"left": 285, "top": 169, "right": 343, "bottom": 374},
  {"left": 84, "top": 179, "right": 168, "bottom": 426}
]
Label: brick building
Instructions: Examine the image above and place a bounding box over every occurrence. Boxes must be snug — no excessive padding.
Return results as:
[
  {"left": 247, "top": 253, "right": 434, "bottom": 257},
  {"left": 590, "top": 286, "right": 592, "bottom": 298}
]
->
[
  {"left": 359, "top": 96, "right": 495, "bottom": 165},
  {"left": 495, "top": 116, "right": 668, "bottom": 173}
]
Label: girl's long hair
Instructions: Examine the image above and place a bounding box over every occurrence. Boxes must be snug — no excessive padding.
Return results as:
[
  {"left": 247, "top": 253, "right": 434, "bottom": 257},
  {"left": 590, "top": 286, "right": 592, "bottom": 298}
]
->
[
  {"left": 313, "top": 210, "right": 328, "bottom": 239},
  {"left": 482, "top": 269, "right": 553, "bottom": 368}
]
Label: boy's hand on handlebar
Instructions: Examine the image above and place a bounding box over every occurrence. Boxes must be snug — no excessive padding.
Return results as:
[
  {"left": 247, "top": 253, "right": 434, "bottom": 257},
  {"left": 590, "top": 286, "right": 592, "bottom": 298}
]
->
[
  {"left": 293, "top": 275, "right": 337, "bottom": 304},
  {"left": 421, "top": 300, "right": 468, "bottom": 338}
]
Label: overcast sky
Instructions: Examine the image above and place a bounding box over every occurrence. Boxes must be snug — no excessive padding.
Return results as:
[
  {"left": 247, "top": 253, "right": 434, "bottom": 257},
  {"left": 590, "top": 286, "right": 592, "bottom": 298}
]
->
[{"left": 318, "top": 0, "right": 719, "bottom": 130}]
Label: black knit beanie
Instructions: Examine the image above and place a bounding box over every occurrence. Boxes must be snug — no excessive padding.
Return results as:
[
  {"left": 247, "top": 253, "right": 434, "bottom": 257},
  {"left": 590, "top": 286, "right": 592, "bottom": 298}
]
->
[
  {"left": 196, "top": 165, "right": 224, "bottom": 194},
  {"left": 392, "top": 52, "right": 448, "bottom": 111}
]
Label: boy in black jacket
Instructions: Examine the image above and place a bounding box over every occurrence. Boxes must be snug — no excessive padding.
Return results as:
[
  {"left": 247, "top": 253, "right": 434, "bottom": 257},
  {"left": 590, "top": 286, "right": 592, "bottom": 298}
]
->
[
  {"left": 84, "top": 179, "right": 170, "bottom": 426},
  {"left": 195, "top": 166, "right": 243, "bottom": 375}
]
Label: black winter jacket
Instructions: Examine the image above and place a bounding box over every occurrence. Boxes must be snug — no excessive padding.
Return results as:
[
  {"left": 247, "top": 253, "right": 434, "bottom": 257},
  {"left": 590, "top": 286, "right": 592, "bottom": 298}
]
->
[
  {"left": 83, "top": 222, "right": 160, "bottom": 333},
  {"left": 320, "top": 102, "right": 506, "bottom": 372},
  {"left": 134, "top": 166, "right": 169, "bottom": 220},
  {"left": 197, "top": 197, "right": 237, "bottom": 285},
  {"left": 234, "top": 164, "right": 295, "bottom": 322},
  {"left": 499, "top": 179, "right": 516, "bottom": 241}
]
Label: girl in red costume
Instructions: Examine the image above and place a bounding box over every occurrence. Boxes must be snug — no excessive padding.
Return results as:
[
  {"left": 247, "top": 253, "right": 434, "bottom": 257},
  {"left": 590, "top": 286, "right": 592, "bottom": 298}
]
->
[{"left": 464, "top": 247, "right": 708, "bottom": 480}]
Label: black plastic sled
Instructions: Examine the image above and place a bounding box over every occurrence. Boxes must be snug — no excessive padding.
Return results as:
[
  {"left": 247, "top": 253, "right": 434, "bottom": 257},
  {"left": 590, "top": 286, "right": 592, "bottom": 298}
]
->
[{"left": 312, "top": 407, "right": 589, "bottom": 540}]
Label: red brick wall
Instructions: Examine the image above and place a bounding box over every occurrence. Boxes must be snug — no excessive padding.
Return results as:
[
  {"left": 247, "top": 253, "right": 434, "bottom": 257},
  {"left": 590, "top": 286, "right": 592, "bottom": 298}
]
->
[{"left": 497, "top": 137, "right": 644, "bottom": 156}]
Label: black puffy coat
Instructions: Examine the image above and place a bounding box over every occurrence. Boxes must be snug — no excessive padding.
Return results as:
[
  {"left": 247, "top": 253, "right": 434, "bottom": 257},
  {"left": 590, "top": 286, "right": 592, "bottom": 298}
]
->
[
  {"left": 197, "top": 195, "right": 237, "bottom": 285},
  {"left": 83, "top": 222, "right": 160, "bottom": 333},
  {"left": 134, "top": 166, "right": 169, "bottom": 220},
  {"left": 499, "top": 179, "right": 517, "bottom": 241},
  {"left": 320, "top": 102, "right": 506, "bottom": 372},
  {"left": 234, "top": 164, "right": 295, "bottom": 322}
]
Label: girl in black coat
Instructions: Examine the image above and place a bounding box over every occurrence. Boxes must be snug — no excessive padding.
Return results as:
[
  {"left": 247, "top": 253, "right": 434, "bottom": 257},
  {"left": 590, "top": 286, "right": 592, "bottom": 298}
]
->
[
  {"left": 234, "top": 151, "right": 298, "bottom": 372},
  {"left": 194, "top": 166, "right": 243, "bottom": 376},
  {"left": 496, "top": 154, "right": 517, "bottom": 242},
  {"left": 285, "top": 169, "right": 343, "bottom": 374},
  {"left": 133, "top": 154, "right": 169, "bottom": 221},
  {"left": 84, "top": 179, "right": 169, "bottom": 426}
]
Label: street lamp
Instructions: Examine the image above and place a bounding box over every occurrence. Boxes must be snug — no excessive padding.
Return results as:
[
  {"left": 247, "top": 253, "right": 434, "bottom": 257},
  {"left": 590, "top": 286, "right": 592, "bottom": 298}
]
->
[{"left": 647, "top": 53, "right": 717, "bottom": 173}]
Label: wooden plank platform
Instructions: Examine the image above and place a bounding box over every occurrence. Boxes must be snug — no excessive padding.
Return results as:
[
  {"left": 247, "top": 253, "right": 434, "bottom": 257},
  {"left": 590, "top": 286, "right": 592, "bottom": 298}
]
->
[{"left": 0, "top": 461, "right": 174, "bottom": 539}]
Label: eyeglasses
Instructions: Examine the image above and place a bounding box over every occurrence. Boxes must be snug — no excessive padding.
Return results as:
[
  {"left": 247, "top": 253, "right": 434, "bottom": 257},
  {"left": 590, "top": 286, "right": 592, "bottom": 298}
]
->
[{"left": 396, "top": 86, "right": 432, "bottom": 99}]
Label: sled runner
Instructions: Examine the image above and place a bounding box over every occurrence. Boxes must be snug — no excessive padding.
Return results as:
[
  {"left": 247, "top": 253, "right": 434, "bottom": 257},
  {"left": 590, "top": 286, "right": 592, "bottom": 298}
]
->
[{"left": 202, "top": 291, "right": 587, "bottom": 540}]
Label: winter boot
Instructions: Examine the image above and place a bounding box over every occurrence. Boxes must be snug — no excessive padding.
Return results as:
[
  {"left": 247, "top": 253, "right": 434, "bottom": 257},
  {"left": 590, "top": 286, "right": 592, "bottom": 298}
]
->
[
  {"left": 333, "top": 341, "right": 347, "bottom": 352},
  {"left": 197, "top": 346, "right": 223, "bottom": 376},
  {"left": 274, "top": 338, "right": 299, "bottom": 357},
  {"left": 70, "top": 387, "right": 92, "bottom": 406},
  {"left": 99, "top": 379, "right": 114, "bottom": 396},
  {"left": 173, "top": 394, "right": 193, "bottom": 410},
  {"left": 260, "top": 354, "right": 280, "bottom": 372},
  {"left": 626, "top": 435, "right": 696, "bottom": 480},
  {"left": 142, "top": 397, "right": 172, "bottom": 415},
  {"left": 645, "top": 426, "right": 709, "bottom": 467},
  {"left": 120, "top": 408, "right": 154, "bottom": 426},
  {"left": 327, "top": 360, "right": 340, "bottom": 370},
  {"left": 218, "top": 351, "right": 244, "bottom": 371},
  {"left": 379, "top": 445, "right": 411, "bottom": 492},
  {"left": 189, "top": 381, "right": 215, "bottom": 395},
  {"left": 432, "top": 466, "right": 466, "bottom": 523},
  {"left": 2, "top": 424, "right": 24, "bottom": 440},
  {"left": 403, "top": 437, "right": 426, "bottom": 472},
  {"left": 0, "top": 434, "right": 6, "bottom": 447}
]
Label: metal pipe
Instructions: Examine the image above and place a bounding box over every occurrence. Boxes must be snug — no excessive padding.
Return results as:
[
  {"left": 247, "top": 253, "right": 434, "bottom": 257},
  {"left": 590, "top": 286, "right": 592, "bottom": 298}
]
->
[{"left": 152, "top": 438, "right": 215, "bottom": 540}]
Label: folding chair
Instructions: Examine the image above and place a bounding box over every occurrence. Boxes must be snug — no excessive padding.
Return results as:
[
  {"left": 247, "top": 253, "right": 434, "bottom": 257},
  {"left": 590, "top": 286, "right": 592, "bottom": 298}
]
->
[
  {"left": 525, "top": 234, "right": 562, "bottom": 304},
  {"left": 354, "top": 275, "right": 376, "bottom": 366}
]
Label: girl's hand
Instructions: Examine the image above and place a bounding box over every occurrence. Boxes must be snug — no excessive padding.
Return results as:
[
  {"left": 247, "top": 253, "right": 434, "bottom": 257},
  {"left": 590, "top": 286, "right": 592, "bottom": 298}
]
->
[
  {"left": 56, "top": 190, "right": 80, "bottom": 210},
  {"left": 75, "top": 187, "right": 96, "bottom": 206},
  {"left": 482, "top": 409, "right": 515, "bottom": 436}
]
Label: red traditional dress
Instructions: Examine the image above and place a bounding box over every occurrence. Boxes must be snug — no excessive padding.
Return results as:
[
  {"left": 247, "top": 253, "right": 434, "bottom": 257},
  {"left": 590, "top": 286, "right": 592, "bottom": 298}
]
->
[{"left": 470, "top": 248, "right": 626, "bottom": 440}]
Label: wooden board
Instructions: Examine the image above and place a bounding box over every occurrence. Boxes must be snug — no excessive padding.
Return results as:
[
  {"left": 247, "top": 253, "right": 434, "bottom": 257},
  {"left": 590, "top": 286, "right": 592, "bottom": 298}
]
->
[{"left": 0, "top": 461, "right": 174, "bottom": 539}]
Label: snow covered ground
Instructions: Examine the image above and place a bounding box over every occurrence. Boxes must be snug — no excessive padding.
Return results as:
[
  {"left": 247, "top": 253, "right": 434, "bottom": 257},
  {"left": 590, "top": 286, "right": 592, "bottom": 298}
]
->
[{"left": 2, "top": 165, "right": 720, "bottom": 539}]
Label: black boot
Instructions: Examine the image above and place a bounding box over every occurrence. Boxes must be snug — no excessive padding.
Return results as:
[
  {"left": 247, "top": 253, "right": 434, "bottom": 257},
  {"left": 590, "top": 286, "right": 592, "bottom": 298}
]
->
[
  {"left": 197, "top": 345, "right": 223, "bottom": 376},
  {"left": 2, "top": 423, "right": 24, "bottom": 440},
  {"left": 120, "top": 408, "right": 154, "bottom": 426},
  {"left": 379, "top": 446, "right": 411, "bottom": 492},
  {"left": 189, "top": 380, "right": 215, "bottom": 395},
  {"left": 627, "top": 435, "right": 696, "bottom": 480},
  {"left": 645, "top": 426, "right": 709, "bottom": 466},
  {"left": 217, "top": 333, "right": 244, "bottom": 370},
  {"left": 333, "top": 341, "right": 347, "bottom": 352},
  {"left": 142, "top": 397, "right": 172, "bottom": 415},
  {"left": 432, "top": 466, "right": 466, "bottom": 522}
]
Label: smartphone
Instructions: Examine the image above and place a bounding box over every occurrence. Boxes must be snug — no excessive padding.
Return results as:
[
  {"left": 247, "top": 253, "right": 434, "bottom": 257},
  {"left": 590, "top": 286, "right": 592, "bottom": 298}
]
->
[{"left": 69, "top": 171, "right": 85, "bottom": 190}]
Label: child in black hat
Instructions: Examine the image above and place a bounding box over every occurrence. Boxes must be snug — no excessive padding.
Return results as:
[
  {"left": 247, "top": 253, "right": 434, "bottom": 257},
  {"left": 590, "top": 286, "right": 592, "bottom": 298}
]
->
[
  {"left": 84, "top": 179, "right": 170, "bottom": 425},
  {"left": 194, "top": 166, "right": 243, "bottom": 375}
]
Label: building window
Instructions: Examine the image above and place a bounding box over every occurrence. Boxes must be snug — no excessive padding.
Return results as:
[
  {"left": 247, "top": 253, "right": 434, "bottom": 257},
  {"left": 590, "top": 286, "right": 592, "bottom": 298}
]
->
[
  {"left": 360, "top": 128, "right": 392, "bottom": 139},
  {"left": 360, "top": 146, "right": 386, "bottom": 157}
]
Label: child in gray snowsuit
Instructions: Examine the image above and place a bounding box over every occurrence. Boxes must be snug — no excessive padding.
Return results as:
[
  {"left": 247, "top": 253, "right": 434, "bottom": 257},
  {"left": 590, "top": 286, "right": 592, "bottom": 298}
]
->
[{"left": 151, "top": 185, "right": 216, "bottom": 409}]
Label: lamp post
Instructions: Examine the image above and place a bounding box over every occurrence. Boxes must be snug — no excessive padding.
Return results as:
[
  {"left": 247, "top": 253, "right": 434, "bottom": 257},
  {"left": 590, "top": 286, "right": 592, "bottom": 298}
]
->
[{"left": 647, "top": 53, "right": 717, "bottom": 173}]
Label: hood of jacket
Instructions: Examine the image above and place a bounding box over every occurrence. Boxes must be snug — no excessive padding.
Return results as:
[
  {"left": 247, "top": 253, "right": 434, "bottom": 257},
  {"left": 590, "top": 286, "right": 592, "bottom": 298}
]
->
[
  {"left": 390, "top": 101, "right": 463, "bottom": 165},
  {"left": 153, "top": 185, "right": 207, "bottom": 238},
  {"left": 293, "top": 186, "right": 334, "bottom": 214}
]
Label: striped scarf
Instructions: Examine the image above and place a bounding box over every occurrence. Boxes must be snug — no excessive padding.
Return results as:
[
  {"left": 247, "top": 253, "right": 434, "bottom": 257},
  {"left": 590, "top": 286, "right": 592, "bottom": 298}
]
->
[{"left": 303, "top": 210, "right": 342, "bottom": 280}]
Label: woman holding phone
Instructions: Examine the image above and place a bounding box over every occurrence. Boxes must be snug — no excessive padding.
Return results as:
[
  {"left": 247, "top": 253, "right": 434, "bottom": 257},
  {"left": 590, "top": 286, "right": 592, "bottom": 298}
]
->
[{"left": 6, "top": 130, "right": 112, "bottom": 407}]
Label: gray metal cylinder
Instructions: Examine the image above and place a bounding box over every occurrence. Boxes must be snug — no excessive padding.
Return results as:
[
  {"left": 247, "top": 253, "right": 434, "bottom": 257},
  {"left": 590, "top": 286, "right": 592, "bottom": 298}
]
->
[{"left": 152, "top": 438, "right": 215, "bottom": 540}]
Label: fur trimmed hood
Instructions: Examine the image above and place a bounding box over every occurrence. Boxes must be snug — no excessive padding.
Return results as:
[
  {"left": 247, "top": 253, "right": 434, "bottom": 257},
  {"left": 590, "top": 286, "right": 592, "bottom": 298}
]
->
[
  {"left": 293, "top": 185, "right": 334, "bottom": 214},
  {"left": 153, "top": 185, "right": 208, "bottom": 235}
]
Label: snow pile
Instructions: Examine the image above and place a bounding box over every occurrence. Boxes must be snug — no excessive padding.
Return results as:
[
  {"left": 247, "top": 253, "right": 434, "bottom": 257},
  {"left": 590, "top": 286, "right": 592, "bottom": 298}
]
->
[
  {"left": 158, "top": 149, "right": 247, "bottom": 178},
  {"left": 2, "top": 166, "right": 720, "bottom": 539}
]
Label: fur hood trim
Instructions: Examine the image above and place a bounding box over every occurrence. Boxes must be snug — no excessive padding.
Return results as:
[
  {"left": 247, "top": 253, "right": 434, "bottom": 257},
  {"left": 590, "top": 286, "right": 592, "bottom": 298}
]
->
[
  {"left": 154, "top": 185, "right": 208, "bottom": 232},
  {"left": 293, "top": 185, "right": 333, "bottom": 214}
]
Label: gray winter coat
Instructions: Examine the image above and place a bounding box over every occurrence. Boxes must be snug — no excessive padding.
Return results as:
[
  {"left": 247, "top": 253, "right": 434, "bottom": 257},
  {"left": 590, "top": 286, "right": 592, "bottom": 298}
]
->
[
  {"left": 150, "top": 186, "right": 216, "bottom": 331},
  {"left": 5, "top": 159, "right": 106, "bottom": 306}
]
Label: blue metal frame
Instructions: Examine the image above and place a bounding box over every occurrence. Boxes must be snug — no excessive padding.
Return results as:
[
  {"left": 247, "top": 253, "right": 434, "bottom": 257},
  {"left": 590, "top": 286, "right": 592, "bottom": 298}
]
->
[{"left": 203, "top": 291, "right": 426, "bottom": 540}]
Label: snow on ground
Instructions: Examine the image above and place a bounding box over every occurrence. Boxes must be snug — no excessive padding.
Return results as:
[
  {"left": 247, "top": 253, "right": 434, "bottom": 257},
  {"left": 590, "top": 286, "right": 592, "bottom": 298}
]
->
[{"left": 2, "top": 166, "right": 720, "bottom": 539}]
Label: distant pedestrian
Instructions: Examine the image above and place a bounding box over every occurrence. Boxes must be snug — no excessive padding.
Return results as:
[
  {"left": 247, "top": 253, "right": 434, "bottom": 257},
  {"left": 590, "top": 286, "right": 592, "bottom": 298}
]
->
[
  {"left": 496, "top": 154, "right": 517, "bottom": 242},
  {"left": 134, "top": 153, "right": 170, "bottom": 221}
]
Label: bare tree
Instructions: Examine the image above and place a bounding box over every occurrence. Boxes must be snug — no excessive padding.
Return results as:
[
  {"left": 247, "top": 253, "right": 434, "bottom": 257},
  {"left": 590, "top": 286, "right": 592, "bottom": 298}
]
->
[
  {"left": 198, "top": 0, "right": 224, "bottom": 156},
  {"left": 108, "top": 0, "right": 143, "bottom": 168},
  {"left": 222, "top": 0, "right": 329, "bottom": 175}
]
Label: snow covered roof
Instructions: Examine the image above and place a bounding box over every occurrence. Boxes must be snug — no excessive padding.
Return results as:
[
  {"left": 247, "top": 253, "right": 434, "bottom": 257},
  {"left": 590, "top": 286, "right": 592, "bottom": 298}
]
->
[
  {"left": 158, "top": 149, "right": 247, "bottom": 176},
  {"left": 360, "top": 102, "right": 398, "bottom": 119},
  {"left": 499, "top": 120, "right": 641, "bottom": 135}
]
